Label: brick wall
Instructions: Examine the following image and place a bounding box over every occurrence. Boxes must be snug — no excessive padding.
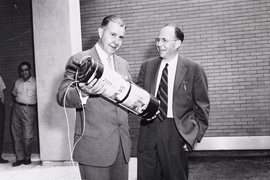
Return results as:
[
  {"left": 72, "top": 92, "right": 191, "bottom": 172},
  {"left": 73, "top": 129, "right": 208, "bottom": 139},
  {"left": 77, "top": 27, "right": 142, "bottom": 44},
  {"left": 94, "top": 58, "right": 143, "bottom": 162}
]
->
[
  {"left": 1, "top": 0, "right": 269, "bottom": 154},
  {"left": 80, "top": 0, "right": 270, "bottom": 139}
]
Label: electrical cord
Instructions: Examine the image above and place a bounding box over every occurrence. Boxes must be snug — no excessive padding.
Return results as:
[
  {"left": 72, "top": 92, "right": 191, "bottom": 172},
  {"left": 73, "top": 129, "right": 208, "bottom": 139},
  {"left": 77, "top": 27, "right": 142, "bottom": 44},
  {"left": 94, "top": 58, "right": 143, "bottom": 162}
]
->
[
  {"left": 62, "top": 59, "right": 89, "bottom": 178},
  {"left": 62, "top": 81, "right": 81, "bottom": 179}
]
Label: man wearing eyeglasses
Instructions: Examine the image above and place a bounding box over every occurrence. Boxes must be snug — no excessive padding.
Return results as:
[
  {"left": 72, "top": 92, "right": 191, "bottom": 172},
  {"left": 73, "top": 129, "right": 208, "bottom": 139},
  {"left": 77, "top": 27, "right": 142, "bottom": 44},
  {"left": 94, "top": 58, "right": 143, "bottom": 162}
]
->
[
  {"left": 136, "top": 24, "right": 210, "bottom": 180},
  {"left": 11, "top": 61, "right": 37, "bottom": 167}
]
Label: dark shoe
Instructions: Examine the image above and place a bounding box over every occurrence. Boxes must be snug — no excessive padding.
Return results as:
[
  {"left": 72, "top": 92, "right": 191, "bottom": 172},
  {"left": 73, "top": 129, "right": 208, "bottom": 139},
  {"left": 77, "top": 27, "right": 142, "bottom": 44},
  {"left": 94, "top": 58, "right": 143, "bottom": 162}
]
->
[
  {"left": 12, "top": 159, "right": 25, "bottom": 167},
  {"left": 0, "top": 157, "right": 9, "bottom": 163},
  {"left": 24, "top": 159, "right": 31, "bottom": 165}
]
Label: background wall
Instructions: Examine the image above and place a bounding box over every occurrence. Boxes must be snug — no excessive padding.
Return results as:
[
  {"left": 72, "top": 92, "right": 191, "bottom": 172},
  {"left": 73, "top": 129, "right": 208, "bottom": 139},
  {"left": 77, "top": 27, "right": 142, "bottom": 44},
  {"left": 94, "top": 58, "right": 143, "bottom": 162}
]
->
[
  {"left": 79, "top": 0, "right": 270, "bottom": 141},
  {"left": 0, "top": 0, "right": 270, "bottom": 155},
  {"left": 0, "top": 0, "right": 39, "bottom": 153},
  {"left": 32, "top": 0, "right": 82, "bottom": 161}
]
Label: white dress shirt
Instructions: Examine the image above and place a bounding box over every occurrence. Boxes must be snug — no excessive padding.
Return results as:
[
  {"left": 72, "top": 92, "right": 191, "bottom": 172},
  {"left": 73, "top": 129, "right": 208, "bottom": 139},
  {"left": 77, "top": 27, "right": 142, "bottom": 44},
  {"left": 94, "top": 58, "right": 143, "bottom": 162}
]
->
[
  {"left": 95, "top": 43, "right": 115, "bottom": 70},
  {"left": 80, "top": 43, "right": 115, "bottom": 104},
  {"left": 155, "top": 54, "right": 178, "bottom": 118}
]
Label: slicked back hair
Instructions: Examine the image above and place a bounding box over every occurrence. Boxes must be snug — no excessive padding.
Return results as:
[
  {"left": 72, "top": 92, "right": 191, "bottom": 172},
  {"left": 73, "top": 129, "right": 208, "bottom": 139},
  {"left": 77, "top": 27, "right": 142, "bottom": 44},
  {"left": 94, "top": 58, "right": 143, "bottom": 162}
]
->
[{"left": 100, "top": 15, "right": 126, "bottom": 30}]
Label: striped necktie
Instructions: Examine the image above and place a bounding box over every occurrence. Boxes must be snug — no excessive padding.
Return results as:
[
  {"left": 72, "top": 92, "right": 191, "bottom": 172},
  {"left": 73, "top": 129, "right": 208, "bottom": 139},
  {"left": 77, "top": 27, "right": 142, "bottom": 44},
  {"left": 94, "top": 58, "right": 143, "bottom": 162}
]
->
[{"left": 157, "top": 63, "right": 168, "bottom": 121}]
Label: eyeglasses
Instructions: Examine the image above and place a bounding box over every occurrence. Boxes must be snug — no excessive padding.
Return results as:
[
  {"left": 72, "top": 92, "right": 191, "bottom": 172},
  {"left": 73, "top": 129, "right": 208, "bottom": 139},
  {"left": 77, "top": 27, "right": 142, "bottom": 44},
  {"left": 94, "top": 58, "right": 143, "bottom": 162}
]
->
[{"left": 155, "top": 38, "right": 179, "bottom": 44}]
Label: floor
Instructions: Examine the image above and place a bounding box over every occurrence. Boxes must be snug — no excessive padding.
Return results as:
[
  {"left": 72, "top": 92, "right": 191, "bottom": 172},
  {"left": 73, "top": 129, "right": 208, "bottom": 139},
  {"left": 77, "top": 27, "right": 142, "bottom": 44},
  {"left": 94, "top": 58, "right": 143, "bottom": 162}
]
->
[
  {"left": 0, "top": 154, "right": 137, "bottom": 180},
  {"left": 1, "top": 153, "right": 270, "bottom": 180}
]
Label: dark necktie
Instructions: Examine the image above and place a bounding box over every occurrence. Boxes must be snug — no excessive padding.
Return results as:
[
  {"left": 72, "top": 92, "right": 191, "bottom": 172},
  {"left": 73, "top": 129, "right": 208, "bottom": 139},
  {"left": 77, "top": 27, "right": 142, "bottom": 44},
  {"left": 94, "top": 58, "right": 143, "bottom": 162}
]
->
[{"left": 157, "top": 63, "right": 168, "bottom": 121}]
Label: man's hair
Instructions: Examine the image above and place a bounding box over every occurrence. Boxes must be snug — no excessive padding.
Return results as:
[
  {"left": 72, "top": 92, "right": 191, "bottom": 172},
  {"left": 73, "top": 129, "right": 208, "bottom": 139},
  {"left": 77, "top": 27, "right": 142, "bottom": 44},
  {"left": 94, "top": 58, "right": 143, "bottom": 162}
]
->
[
  {"left": 164, "top": 23, "right": 184, "bottom": 42},
  {"left": 19, "top": 61, "right": 31, "bottom": 70},
  {"left": 101, "top": 15, "right": 126, "bottom": 29}
]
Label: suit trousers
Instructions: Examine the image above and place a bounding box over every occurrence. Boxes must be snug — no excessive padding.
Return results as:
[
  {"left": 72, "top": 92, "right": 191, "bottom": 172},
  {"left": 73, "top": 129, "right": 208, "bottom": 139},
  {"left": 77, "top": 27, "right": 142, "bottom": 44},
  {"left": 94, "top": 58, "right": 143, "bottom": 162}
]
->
[
  {"left": 0, "top": 102, "right": 5, "bottom": 156},
  {"left": 137, "top": 118, "right": 188, "bottom": 180},
  {"left": 79, "top": 141, "right": 128, "bottom": 180},
  {"left": 11, "top": 103, "right": 36, "bottom": 161}
]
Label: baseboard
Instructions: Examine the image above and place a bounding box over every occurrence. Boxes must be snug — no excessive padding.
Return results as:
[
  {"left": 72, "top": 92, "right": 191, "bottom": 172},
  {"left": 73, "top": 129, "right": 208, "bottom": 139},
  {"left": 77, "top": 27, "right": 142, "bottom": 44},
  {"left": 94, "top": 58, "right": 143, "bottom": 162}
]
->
[{"left": 194, "top": 136, "right": 270, "bottom": 150}]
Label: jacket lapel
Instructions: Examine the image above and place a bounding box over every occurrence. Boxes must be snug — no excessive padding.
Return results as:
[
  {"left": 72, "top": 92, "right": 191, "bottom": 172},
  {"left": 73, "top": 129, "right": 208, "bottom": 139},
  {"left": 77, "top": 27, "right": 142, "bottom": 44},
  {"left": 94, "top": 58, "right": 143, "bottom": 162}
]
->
[
  {"left": 110, "top": 54, "right": 131, "bottom": 80},
  {"left": 173, "top": 55, "right": 187, "bottom": 96},
  {"left": 113, "top": 54, "right": 121, "bottom": 74},
  {"left": 150, "top": 57, "right": 162, "bottom": 95},
  {"left": 89, "top": 47, "right": 124, "bottom": 76},
  {"left": 89, "top": 47, "right": 102, "bottom": 63}
]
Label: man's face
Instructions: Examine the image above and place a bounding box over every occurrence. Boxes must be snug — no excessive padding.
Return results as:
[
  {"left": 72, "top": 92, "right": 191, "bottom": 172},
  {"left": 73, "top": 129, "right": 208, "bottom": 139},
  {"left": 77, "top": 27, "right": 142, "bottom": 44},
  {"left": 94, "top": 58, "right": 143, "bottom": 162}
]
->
[
  {"left": 98, "top": 21, "right": 125, "bottom": 55},
  {"left": 156, "top": 26, "right": 180, "bottom": 61},
  {"left": 20, "top": 65, "right": 31, "bottom": 81}
]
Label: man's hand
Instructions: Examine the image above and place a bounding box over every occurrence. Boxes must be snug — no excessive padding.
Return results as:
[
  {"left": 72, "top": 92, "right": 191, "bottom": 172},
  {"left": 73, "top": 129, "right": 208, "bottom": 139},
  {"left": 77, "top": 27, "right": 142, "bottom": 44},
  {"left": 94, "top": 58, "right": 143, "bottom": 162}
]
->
[
  {"left": 79, "top": 78, "right": 110, "bottom": 95},
  {"left": 143, "top": 110, "right": 160, "bottom": 121}
]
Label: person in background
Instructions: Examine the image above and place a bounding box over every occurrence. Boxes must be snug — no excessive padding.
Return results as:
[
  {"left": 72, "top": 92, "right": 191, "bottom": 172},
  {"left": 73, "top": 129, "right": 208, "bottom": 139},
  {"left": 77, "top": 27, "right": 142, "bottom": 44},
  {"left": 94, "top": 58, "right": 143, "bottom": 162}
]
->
[
  {"left": 11, "top": 61, "right": 37, "bottom": 167},
  {"left": 0, "top": 76, "right": 8, "bottom": 163},
  {"left": 136, "top": 24, "right": 210, "bottom": 180},
  {"left": 57, "top": 15, "right": 131, "bottom": 180}
]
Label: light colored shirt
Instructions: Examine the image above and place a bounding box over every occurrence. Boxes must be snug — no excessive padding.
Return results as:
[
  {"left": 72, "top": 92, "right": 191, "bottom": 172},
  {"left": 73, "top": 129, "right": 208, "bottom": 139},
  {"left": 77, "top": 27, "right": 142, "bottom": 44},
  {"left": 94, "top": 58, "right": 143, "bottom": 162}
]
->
[
  {"left": 80, "top": 43, "right": 115, "bottom": 104},
  {"left": 0, "top": 76, "right": 6, "bottom": 99},
  {"left": 12, "top": 76, "right": 37, "bottom": 104},
  {"left": 95, "top": 43, "right": 115, "bottom": 70},
  {"left": 0, "top": 76, "right": 6, "bottom": 103},
  {"left": 155, "top": 54, "right": 178, "bottom": 118}
]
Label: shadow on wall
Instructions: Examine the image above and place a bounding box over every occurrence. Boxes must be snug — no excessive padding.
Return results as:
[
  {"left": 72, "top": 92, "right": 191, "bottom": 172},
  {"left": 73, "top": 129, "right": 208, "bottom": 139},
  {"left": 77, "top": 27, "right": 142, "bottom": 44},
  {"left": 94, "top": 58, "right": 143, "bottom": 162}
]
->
[{"left": 38, "top": 71, "right": 76, "bottom": 161}]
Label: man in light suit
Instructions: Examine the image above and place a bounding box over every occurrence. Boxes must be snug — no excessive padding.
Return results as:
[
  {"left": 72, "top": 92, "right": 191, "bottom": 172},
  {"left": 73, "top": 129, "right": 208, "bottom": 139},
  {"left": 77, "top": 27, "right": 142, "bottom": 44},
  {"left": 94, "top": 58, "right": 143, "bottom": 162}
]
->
[
  {"left": 137, "top": 24, "right": 210, "bottom": 180},
  {"left": 57, "top": 15, "right": 131, "bottom": 180}
]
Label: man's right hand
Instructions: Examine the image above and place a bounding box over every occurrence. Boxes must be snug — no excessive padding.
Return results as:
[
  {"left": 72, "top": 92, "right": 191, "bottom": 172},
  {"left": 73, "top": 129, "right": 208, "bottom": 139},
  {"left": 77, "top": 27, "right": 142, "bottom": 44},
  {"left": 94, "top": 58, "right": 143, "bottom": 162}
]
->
[
  {"left": 143, "top": 110, "right": 160, "bottom": 121},
  {"left": 79, "top": 78, "right": 110, "bottom": 95}
]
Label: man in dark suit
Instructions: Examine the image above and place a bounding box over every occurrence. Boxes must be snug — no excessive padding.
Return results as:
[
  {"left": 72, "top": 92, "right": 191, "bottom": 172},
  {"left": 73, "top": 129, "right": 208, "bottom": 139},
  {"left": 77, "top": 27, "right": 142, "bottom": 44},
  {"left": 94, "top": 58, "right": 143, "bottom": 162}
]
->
[
  {"left": 137, "top": 24, "right": 210, "bottom": 180},
  {"left": 57, "top": 15, "right": 131, "bottom": 180}
]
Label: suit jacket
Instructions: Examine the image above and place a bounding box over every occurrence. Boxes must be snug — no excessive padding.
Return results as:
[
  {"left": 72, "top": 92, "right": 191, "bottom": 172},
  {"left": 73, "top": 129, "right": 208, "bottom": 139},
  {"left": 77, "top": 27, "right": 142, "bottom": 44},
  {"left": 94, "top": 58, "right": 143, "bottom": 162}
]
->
[
  {"left": 57, "top": 47, "right": 131, "bottom": 166},
  {"left": 137, "top": 54, "right": 210, "bottom": 150}
]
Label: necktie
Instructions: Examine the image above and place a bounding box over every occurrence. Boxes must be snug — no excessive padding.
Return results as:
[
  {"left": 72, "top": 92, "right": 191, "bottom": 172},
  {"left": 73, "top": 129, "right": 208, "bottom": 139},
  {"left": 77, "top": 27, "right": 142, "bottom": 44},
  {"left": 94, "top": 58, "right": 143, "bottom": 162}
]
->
[
  {"left": 157, "top": 63, "right": 168, "bottom": 121},
  {"left": 107, "top": 56, "right": 113, "bottom": 70}
]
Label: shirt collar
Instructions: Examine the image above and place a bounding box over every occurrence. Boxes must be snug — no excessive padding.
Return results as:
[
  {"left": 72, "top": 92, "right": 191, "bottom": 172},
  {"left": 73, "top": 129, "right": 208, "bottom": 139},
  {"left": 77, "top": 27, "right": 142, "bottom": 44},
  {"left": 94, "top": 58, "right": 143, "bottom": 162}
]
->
[
  {"left": 95, "top": 43, "right": 112, "bottom": 62},
  {"left": 161, "top": 53, "right": 178, "bottom": 68},
  {"left": 21, "top": 76, "right": 33, "bottom": 83}
]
